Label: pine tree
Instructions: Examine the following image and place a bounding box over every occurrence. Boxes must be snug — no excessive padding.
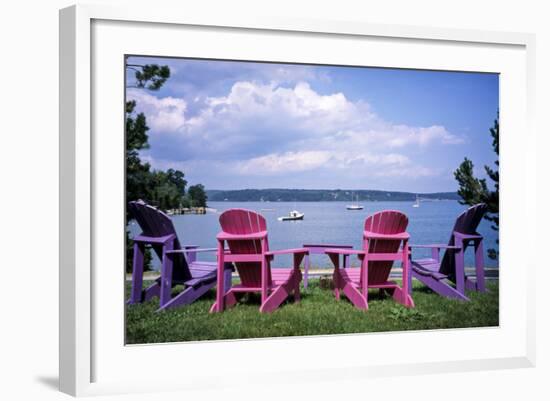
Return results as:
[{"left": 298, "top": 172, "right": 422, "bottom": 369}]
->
[{"left": 454, "top": 113, "right": 499, "bottom": 259}]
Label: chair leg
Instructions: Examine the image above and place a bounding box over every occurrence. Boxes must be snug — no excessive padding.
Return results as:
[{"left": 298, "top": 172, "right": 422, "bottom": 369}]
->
[
  {"left": 303, "top": 254, "right": 310, "bottom": 290},
  {"left": 159, "top": 240, "right": 174, "bottom": 308},
  {"left": 223, "top": 266, "right": 233, "bottom": 293},
  {"left": 396, "top": 242, "right": 414, "bottom": 308},
  {"left": 293, "top": 271, "right": 301, "bottom": 302},
  {"left": 128, "top": 242, "right": 144, "bottom": 304},
  {"left": 330, "top": 254, "right": 341, "bottom": 300},
  {"left": 260, "top": 283, "right": 291, "bottom": 313},
  {"left": 361, "top": 255, "right": 369, "bottom": 307},
  {"left": 475, "top": 240, "right": 486, "bottom": 292},
  {"left": 209, "top": 290, "right": 238, "bottom": 313},
  {"left": 413, "top": 271, "right": 470, "bottom": 301},
  {"left": 143, "top": 281, "right": 160, "bottom": 301},
  {"left": 158, "top": 282, "right": 211, "bottom": 311},
  {"left": 213, "top": 240, "right": 226, "bottom": 313},
  {"left": 261, "top": 257, "right": 268, "bottom": 305},
  {"left": 454, "top": 247, "right": 466, "bottom": 297},
  {"left": 342, "top": 281, "right": 368, "bottom": 310}
]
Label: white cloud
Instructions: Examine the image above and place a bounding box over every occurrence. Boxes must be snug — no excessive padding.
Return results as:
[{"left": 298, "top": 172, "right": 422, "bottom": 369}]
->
[
  {"left": 184, "top": 81, "right": 462, "bottom": 152},
  {"left": 229, "top": 150, "right": 435, "bottom": 177},
  {"left": 127, "top": 89, "right": 187, "bottom": 133},
  {"left": 131, "top": 80, "right": 461, "bottom": 183},
  {"left": 236, "top": 151, "right": 332, "bottom": 174}
]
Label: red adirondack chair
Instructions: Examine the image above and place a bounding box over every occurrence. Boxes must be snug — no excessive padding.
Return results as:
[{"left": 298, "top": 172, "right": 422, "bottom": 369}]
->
[
  {"left": 210, "top": 208, "right": 308, "bottom": 313},
  {"left": 127, "top": 200, "right": 232, "bottom": 311},
  {"left": 409, "top": 203, "right": 488, "bottom": 301},
  {"left": 326, "top": 210, "right": 414, "bottom": 310}
]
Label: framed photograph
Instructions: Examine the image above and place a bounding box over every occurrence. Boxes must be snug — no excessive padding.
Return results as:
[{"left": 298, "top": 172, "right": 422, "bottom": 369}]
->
[{"left": 60, "top": 4, "right": 536, "bottom": 397}]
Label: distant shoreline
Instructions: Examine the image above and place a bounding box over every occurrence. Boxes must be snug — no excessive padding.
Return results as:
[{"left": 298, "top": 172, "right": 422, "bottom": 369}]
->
[
  {"left": 208, "top": 199, "right": 458, "bottom": 202},
  {"left": 207, "top": 188, "right": 460, "bottom": 203}
]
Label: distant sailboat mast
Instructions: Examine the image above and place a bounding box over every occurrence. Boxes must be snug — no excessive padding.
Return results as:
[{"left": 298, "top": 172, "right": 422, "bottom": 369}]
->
[{"left": 346, "top": 191, "right": 364, "bottom": 210}]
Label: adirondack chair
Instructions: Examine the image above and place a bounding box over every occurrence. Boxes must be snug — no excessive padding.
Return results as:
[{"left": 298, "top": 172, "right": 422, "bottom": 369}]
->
[
  {"left": 210, "top": 208, "right": 308, "bottom": 313},
  {"left": 326, "top": 210, "right": 414, "bottom": 310},
  {"left": 409, "top": 203, "right": 487, "bottom": 301},
  {"left": 127, "top": 200, "right": 233, "bottom": 311}
]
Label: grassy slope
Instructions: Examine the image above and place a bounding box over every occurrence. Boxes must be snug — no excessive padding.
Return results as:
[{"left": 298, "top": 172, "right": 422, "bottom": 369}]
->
[{"left": 126, "top": 279, "right": 499, "bottom": 344}]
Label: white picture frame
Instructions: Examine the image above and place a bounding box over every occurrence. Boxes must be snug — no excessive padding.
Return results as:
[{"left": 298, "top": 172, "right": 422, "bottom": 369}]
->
[{"left": 59, "top": 3, "right": 536, "bottom": 397}]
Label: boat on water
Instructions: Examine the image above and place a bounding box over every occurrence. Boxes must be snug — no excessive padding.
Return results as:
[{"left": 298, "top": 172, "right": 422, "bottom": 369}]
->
[
  {"left": 278, "top": 210, "right": 304, "bottom": 221},
  {"left": 346, "top": 192, "right": 364, "bottom": 210},
  {"left": 412, "top": 195, "right": 420, "bottom": 208}
]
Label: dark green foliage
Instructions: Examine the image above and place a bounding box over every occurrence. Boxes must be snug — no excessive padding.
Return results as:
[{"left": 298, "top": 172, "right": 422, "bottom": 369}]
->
[
  {"left": 124, "top": 62, "right": 207, "bottom": 272},
  {"left": 125, "top": 100, "right": 152, "bottom": 210},
  {"left": 187, "top": 184, "right": 208, "bottom": 207},
  {"left": 128, "top": 64, "right": 170, "bottom": 90},
  {"left": 147, "top": 170, "right": 187, "bottom": 210},
  {"left": 125, "top": 279, "right": 499, "bottom": 344},
  {"left": 454, "top": 113, "right": 499, "bottom": 259}
]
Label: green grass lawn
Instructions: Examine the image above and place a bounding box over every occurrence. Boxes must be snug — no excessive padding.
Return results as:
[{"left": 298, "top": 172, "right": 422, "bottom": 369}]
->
[{"left": 125, "top": 279, "right": 499, "bottom": 344}]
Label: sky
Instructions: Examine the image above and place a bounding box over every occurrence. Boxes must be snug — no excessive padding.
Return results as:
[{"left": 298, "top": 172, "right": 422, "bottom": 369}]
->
[{"left": 126, "top": 56, "right": 499, "bottom": 193}]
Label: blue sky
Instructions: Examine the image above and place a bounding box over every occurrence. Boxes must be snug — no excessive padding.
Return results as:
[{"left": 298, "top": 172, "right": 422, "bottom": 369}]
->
[{"left": 126, "top": 56, "right": 499, "bottom": 193}]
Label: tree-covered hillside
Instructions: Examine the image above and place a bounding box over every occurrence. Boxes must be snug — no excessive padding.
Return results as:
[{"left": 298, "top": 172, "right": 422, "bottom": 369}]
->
[{"left": 207, "top": 189, "right": 460, "bottom": 202}]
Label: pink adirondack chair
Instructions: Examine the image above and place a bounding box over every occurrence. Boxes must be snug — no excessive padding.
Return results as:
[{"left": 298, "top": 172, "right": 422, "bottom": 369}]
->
[
  {"left": 210, "top": 209, "right": 308, "bottom": 313},
  {"left": 326, "top": 210, "right": 414, "bottom": 310}
]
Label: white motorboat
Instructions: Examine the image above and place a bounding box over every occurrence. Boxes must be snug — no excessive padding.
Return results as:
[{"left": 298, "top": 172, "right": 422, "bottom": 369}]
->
[{"left": 278, "top": 210, "right": 304, "bottom": 221}]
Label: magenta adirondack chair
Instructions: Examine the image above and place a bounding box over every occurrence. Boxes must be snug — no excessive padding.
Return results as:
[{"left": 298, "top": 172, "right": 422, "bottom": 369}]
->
[
  {"left": 326, "top": 210, "right": 414, "bottom": 310},
  {"left": 127, "top": 200, "right": 232, "bottom": 311},
  {"left": 409, "top": 203, "right": 487, "bottom": 301},
  {"left": 210, "top": 208, "right": 308, "bottom": 313}
]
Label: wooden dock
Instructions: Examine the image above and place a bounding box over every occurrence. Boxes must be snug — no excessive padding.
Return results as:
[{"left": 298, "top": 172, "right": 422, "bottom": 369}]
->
[{"left": 166, "top": 207, "right": 206, "bottom": 215}]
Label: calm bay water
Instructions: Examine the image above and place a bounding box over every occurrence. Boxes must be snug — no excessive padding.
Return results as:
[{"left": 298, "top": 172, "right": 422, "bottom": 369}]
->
[{"left": 128, "top": 200, "right": 499, "bottom": 270}]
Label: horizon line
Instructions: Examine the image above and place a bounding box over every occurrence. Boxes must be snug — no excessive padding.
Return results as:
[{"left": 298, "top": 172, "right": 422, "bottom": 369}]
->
[{"left": 206, "top": 188, "right": 458, "bottom": 194}]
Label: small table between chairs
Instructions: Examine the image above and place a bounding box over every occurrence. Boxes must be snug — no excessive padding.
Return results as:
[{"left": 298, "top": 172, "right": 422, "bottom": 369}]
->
[{"left": 302, "top": 243, "right": 353, "bottom": 289}]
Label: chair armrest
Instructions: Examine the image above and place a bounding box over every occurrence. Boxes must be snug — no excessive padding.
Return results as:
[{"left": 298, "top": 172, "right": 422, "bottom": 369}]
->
[
  {"left": 265, "top": 248, "right": 309, "bottom": 257},
  {"left": 363, "top": 231, "right": 410, "bottom": 240},
  {"left": 133, "top": 233, "right": 176, "bottom": 244},
  {"left": 408, "top": 244, "right": 461, "bottom": 260},
  {"left": 217, "top": 231, "right": 268, "bottom": 241},
  {"left": 325, "top": 248, "right": 366, "bottom": 256},
  {"left": 409, "top": 244, "right": 460, "bottom": 250},
  {"left": 303, "top": 243, "right": 353, "bottom": 249},
  {"left": 454, "top": 232, "right": 483, "bottom": 240},
  {"left": 165, "top": 247, "right": 217, "bottom": 255}
]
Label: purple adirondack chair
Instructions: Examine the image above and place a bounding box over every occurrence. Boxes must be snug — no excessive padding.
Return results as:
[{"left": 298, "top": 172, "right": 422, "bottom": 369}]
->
[
  {"left": 210, "top": 208, "right": 308, "bottom": 313},
  {"left": 409, "top": 203, "right": 488, "bottom": 301},
  {"left": 326, "top": 210, "right": 415, "bottom": 310},
  {"left": 127, "top": 200, "right": 232, "bottom": 311}
]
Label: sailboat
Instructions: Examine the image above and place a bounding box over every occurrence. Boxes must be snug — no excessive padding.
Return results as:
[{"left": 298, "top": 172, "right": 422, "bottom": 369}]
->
[
  {"left": 346, "top": 192, "right": 364, "bottom": 210},
  {"left": 412, "top": 195, "right": 420, "bottom": 208}
]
